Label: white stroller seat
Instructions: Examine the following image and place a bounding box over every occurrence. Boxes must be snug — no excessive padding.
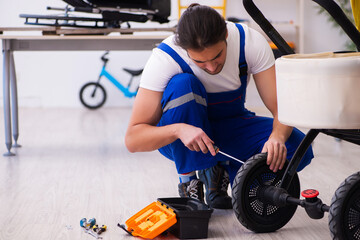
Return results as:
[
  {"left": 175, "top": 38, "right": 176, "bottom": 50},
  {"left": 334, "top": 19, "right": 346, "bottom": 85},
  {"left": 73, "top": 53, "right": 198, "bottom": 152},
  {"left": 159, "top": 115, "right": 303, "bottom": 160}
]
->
[{"left": 276, "top": 52, "right": 360, "bottom": 129}]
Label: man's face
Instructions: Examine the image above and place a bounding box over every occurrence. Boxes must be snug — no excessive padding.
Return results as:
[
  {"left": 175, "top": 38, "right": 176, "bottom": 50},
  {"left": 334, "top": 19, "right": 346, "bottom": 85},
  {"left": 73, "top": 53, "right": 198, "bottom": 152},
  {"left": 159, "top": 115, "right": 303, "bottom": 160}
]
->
[{"left": 187, "top": 40, "right": 227, "bottom": 75}]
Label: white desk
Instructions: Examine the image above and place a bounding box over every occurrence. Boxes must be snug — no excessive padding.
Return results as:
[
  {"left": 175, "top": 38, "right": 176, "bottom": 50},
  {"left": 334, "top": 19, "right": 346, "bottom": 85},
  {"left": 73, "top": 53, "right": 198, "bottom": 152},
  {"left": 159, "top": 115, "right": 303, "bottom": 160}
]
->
[{"left": 1, "top": 33, "right": 169, "bottom": 156}]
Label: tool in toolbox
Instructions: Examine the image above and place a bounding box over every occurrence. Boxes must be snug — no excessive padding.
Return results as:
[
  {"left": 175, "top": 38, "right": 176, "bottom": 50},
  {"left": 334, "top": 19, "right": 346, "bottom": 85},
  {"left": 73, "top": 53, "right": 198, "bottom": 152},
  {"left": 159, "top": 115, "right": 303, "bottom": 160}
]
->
[{"left": 213, "top": 145, "right": 245, "bottom": 164}]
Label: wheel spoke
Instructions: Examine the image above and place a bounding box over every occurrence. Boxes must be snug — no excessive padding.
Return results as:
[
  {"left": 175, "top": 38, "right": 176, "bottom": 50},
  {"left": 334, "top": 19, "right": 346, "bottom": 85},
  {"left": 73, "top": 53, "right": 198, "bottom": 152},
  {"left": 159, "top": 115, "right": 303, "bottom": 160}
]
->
[
  {"left": 248, "top": 197, "right": 264, "bottom": 216},
  {"left": 259, "top": 171, "right": 279, "bottom": 186},
  {"left": 347, "top": 207, "right": 360, "bottom": 231},
  {"left": 262, "top": 203, "right": 268, "bottom": 217},
  {"left": 256, "top": 176, "right": 265, "bottom": 187},
  {"left": 348, "top": 224, "right": 360, "bottom": 239},
  {"left": 354, "top": 223, "right": 360, "bottom": 233},
  {"left": 91, "top": 87, "right": 98, "bottom": 97},
  {"left": 248, "top": 195, "right": 259, "bottom": 202},
  {"left": 273, "top": 172, "right": 282, "bottom": 186},
  {"left": 352, "top": 200, "right": 360, "bottom": 213}
]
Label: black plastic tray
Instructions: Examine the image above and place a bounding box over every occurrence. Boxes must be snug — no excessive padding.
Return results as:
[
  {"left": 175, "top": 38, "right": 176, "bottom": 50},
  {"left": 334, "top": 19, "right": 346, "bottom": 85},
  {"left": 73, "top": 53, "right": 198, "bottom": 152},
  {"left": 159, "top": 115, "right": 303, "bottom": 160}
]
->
[{"left": 158, "top": 197, "right": 213, "bottom": 239}]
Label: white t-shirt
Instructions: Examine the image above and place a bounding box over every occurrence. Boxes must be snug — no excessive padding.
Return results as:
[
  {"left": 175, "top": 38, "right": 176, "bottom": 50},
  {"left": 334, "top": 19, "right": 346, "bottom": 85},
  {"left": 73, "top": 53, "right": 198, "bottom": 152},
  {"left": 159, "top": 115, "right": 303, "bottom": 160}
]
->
[{"left": 139, "top": 22, "right": 275, "bottom": 93}]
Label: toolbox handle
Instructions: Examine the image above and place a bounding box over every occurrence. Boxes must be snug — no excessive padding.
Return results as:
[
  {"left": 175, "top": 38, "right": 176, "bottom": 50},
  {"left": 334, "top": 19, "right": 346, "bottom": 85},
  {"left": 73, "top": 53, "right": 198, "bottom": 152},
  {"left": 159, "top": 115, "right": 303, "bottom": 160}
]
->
[{"left": 117, "top": 223, "right": 134, "bottom": 236}]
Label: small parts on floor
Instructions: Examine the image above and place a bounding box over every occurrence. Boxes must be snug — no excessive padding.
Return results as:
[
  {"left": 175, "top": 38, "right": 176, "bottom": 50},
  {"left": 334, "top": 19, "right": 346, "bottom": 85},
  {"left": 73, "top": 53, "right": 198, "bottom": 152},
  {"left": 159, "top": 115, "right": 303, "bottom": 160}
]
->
[
  {"left": 80, "top": 217, "right": 107, "bottom": 239},
  {"left": 65, "top": 224, "right": 73, "bottom": 230},
  {"left": 93, "top": 224, "right": 107, "bottom": 235}
]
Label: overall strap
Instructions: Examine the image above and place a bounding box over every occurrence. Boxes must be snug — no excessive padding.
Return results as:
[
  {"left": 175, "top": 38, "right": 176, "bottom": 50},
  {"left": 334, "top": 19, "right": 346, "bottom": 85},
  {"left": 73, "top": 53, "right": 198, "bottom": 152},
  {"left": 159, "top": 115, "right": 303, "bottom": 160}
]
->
[
  {"left": 235, "top": 23, "right": 248, "bottom": 80},
  {"left": 157, "top": 42, "right": 194, "bottom": 75}
]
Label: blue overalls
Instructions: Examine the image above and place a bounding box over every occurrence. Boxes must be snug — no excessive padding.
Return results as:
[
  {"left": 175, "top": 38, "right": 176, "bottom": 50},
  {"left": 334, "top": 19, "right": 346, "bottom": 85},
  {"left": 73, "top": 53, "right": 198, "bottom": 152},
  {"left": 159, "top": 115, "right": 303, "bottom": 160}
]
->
[{"left": 157, "top": 24, "right": 313, "bottom": 184}]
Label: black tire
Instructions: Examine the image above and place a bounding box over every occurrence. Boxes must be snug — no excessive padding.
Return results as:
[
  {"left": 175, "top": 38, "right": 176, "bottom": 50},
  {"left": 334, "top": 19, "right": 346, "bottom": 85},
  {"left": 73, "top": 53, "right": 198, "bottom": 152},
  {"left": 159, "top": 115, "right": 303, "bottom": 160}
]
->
[
  {"left": 232, "top": 153, "right": 300, "bottom": 233},
  {"left": 79, "top": 82, "right": 107, "bottom": 109},
  {"left": 329, "top": 172, "right": 360, "bottom": 240}
]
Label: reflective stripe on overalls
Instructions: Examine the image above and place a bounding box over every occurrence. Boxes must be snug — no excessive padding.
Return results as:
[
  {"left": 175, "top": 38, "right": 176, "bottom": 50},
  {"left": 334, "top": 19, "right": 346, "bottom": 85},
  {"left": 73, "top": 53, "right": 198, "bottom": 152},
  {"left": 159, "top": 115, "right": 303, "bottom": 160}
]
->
[{"left": 157, "top": 24, "right": 313, "bottom": 183}]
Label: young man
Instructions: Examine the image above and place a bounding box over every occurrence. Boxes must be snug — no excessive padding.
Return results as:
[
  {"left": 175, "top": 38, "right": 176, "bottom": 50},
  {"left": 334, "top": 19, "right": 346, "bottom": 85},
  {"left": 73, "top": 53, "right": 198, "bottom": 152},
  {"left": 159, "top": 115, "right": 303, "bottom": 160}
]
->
[{"left": 125, "top": 4, "right": 313, "bottom": 209}]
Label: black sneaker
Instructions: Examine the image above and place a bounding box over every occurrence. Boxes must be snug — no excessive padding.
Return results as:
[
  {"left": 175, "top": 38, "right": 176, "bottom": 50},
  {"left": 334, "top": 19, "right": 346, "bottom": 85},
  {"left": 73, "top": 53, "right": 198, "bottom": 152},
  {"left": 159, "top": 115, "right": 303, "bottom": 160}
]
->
[
  {"left": 198, "top": 164, "right": 232, "bottom": 209},
  {"left": 178, "top": 179, "right": 205, "bottom": 202}
]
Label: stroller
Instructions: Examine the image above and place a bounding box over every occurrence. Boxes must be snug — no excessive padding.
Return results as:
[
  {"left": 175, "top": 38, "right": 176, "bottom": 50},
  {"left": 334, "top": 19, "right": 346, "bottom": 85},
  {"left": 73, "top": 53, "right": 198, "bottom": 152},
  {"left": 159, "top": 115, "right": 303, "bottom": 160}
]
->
[
  {"left": 231, "top": 0, "right": 360, "bottom": 239},
  {"left": 20, "top": 0, "right": 171, "bottom": 28}
]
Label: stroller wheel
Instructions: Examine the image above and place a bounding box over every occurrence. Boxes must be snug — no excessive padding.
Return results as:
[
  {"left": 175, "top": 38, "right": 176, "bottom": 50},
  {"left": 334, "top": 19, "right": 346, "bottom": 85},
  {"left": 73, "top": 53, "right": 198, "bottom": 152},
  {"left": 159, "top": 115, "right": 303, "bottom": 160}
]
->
[
  {"left": 329, "top": 172, "right": 360, "bottom": 240},
  {"left": 232, "top": 153, "right": 300, "bottom": 233}
]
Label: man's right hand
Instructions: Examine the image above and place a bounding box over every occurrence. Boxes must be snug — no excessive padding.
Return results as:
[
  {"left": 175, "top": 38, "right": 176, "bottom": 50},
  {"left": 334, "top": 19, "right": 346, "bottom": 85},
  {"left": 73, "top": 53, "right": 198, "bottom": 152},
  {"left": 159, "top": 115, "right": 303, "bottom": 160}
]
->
[
  {"left": 176, "top": 123, "right": 216, "bottom": 156},
  {"left": 126, "top": 88, "right": 216, "bottom": 156}
]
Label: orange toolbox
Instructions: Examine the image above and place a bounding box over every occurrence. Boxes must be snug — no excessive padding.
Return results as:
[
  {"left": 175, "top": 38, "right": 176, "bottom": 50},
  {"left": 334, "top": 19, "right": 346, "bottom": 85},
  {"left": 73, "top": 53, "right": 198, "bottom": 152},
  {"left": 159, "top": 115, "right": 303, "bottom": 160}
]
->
[{"left": 120, "top": 198, "right": 213, "bottom": 239}]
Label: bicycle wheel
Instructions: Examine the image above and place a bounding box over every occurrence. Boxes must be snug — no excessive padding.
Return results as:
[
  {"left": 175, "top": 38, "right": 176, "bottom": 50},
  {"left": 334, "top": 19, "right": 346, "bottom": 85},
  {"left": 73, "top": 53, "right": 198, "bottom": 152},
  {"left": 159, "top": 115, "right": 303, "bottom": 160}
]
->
[
  {"left": 232, "top": 153, "right": 300, "bottom": 233},
  {"left": 79, "top": 82, "right": 107, "bottom": 109},
  {"left": 329, "top": 172, "right": 360, "bottom": 240}
]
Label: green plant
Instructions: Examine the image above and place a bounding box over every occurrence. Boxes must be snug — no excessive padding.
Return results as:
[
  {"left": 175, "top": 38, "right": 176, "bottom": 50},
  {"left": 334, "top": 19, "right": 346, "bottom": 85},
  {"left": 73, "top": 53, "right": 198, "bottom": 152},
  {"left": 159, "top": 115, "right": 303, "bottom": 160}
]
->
[{"left": 317, "top": 0, "right": 356, "bottom": 51}]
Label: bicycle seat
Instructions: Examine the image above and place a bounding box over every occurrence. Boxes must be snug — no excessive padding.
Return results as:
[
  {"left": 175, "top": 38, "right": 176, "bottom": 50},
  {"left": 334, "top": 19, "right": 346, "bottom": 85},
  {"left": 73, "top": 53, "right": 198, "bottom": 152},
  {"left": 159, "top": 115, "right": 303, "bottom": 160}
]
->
[{"left": 123, "top": 68, "right": 143, "bottom": 76}]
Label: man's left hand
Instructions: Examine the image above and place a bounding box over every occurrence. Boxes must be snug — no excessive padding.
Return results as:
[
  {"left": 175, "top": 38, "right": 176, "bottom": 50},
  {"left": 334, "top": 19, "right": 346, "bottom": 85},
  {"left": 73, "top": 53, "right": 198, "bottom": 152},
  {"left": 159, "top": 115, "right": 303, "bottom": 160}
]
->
[{"left": 261, "top": 138, "right": 287, "bottom": 172}]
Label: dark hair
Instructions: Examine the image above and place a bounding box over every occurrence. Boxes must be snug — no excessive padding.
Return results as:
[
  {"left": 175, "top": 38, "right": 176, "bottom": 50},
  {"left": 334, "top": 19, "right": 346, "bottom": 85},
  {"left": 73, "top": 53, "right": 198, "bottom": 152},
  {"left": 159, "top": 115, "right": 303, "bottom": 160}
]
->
[{"left": 175, "top": 4, "right": 227, "bottom": 50}]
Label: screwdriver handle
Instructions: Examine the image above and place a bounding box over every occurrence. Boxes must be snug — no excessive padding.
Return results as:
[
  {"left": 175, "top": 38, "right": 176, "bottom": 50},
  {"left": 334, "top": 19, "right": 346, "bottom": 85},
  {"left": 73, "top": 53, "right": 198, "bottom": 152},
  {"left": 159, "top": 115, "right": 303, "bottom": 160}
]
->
[{"left": 213, "top": 145, "right": 220, "bottom": 154}]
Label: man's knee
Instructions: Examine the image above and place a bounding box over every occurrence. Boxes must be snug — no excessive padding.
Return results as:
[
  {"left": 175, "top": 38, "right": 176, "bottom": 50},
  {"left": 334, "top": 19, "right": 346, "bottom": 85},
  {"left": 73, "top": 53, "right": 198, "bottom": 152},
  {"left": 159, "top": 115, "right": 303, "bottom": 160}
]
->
[{"left": 160, "top": 73, "right": 208, "bottom": 119}]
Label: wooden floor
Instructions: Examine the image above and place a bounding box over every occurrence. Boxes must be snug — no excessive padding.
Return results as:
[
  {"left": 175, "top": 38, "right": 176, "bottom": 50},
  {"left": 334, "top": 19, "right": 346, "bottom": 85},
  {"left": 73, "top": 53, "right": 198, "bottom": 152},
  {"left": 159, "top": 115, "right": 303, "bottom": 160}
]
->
[{"left": 0, "top": 107, "right": 359, "bottom": 240}]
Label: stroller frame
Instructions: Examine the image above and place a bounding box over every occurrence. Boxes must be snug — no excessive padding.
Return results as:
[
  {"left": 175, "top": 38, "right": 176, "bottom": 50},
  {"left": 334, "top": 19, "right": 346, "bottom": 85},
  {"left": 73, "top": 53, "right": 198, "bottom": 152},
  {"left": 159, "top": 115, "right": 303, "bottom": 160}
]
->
[
  {"left": 231, "top": 0, "right": 360, "bottom": 238},
  {"left": 243, "top": 0, "right": 360, "bottom": 191}
]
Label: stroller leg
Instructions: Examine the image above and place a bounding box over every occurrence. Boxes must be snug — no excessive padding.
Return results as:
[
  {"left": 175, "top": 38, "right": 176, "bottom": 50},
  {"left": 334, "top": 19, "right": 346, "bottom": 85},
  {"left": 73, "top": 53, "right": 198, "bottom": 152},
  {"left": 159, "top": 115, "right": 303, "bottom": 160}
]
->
[{"left": 280, "top": 129, "right": 320, "bottom": 190}]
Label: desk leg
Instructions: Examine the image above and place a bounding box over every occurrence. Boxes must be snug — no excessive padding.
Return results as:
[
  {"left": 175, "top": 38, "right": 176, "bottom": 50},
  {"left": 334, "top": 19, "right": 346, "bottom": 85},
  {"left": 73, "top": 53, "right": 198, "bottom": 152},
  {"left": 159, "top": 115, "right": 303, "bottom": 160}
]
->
[
  {"left": 2, "top": 41, "right": 15, "bottom": 156},
  {"left": 10, "top": 51, "right": 21, "bottom": 148}
]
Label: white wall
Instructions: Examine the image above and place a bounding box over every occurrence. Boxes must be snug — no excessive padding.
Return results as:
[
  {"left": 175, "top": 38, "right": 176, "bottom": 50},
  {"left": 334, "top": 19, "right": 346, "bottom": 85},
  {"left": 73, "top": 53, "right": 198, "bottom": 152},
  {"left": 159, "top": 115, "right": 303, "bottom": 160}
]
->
[
  {"left": 0, "top": 0, "right": 352, "bottom": 108},
  {"left": 226, "top": 0, "right": 350, "bottom": 53}
]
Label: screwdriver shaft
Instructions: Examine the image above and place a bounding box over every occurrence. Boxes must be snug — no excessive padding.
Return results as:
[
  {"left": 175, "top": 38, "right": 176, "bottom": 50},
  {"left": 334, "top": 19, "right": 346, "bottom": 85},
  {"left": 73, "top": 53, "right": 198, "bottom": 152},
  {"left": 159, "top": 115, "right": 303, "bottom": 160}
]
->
[{"left": 218, "top": 150, "right": 245, "bottom": 164}]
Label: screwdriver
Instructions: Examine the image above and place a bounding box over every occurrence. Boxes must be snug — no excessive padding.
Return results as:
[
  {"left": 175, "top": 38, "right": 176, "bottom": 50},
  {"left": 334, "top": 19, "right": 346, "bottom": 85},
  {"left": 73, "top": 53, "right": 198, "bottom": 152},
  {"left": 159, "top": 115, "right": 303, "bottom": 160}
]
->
[{"left": 213, "top": 145, "right": 245, "bottom": 164}]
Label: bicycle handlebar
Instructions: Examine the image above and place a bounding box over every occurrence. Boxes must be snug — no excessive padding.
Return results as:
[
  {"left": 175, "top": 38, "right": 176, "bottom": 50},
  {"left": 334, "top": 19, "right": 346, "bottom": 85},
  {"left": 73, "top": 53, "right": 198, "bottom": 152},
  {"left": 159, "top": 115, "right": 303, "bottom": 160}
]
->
[{"left": 101, "top": 51, "right": 109, "bottom": 63}]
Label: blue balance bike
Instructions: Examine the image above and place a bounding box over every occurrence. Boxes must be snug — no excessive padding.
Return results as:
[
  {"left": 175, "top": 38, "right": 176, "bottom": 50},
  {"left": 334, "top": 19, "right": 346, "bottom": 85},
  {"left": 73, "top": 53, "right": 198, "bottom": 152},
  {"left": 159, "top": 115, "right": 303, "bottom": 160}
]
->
[{"left": 79, "top": 51, "right": 142, "bottom": 109}]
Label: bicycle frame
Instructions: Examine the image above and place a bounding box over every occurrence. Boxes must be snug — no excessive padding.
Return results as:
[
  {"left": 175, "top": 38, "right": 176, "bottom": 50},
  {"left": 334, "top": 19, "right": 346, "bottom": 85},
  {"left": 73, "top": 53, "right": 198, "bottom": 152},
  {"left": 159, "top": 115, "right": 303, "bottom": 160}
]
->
[{"left": 97, "top": 66, "right": 137, "bottom": 98}]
